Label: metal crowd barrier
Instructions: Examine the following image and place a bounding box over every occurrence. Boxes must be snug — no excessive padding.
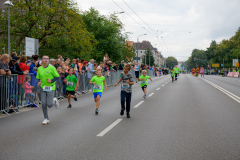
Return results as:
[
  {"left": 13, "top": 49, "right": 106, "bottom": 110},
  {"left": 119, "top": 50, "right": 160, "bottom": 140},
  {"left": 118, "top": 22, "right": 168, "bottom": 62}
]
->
[{"left": 0, "top": 69, "right": 156, "bottom": 115}]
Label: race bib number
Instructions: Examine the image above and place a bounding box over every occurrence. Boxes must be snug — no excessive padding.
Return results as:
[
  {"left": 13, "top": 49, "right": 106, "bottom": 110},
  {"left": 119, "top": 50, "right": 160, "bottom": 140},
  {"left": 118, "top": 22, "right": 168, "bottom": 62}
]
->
[
  {"left": 94, "top": 85, "right": 101, "bottom": 90},
  {"left": 67, "top": 82, "right": 73, "bottom": 86},
  {"left": 141, "top": 80, "right": 146, "bottom": 84},
  {"left": 121, "top": 83, "right": 130, "bottom": 89},
  {"left": 43, "top": 86, "right": 52, "bottom": 92}
]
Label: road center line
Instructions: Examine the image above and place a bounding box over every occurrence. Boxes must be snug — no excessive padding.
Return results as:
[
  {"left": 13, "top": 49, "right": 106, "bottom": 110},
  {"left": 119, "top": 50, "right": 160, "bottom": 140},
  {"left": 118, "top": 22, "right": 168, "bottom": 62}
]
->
[
  {"left": 133, "top": 101, "right": 144, "bottom": 108},
  {"left": 156, "top": 88, "right": 160, "bottom": 90},
  {"left": 149, "top": 93, "right": 154, "bottom": 97},
  {"left": 97, "top": 119, "right": 123, "bottom": 137}
]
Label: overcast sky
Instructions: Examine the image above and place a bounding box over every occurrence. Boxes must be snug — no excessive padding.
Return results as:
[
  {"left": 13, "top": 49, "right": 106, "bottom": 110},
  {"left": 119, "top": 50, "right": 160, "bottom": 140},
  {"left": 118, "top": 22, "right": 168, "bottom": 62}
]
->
[{"left": 73, "top": 0, "right": 240, "bottom": 61}]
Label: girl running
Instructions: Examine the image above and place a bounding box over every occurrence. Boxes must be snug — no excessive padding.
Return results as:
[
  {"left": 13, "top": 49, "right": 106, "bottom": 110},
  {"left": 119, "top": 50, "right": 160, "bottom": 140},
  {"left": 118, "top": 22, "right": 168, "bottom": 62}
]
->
[{"left": 139, "top": 70, "right": 152, "bottom": 98}]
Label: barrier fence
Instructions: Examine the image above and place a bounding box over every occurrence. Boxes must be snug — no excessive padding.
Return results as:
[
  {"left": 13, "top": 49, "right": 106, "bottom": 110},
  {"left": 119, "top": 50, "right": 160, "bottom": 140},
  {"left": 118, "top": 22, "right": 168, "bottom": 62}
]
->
[{"left": 0, "top": 70, "right": 156, "bottom": 116}]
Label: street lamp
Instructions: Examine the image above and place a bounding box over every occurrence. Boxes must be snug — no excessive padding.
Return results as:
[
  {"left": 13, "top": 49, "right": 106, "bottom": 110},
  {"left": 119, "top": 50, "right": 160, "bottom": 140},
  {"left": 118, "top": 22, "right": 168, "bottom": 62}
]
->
[
  {"left": 4, "top": 1, "right": 13, "bottom": 56},
  {"left": 137, "top": 34, "right": 147, "bottom": 63}
]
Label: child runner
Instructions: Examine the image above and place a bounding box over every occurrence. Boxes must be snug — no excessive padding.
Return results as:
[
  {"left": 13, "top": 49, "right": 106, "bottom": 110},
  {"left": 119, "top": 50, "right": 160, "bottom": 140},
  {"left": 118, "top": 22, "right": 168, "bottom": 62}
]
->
[
  {"left": 200, "top": 65, "right": 204, "bottom": 78},
  {"left": 90, "top": 68, "right": 107, "bottom": 115},
  {"left": 139, "top": 70, "right": 153, "bottom": 98},
  {"left": 64, "top": 68, "right": 78, "bottom": 108},
  {"left": 171, "top": 69, "right": 175, "bottom": 82},
  {"left": 115, "top": 64, "right": 134, "bottom": 118}
]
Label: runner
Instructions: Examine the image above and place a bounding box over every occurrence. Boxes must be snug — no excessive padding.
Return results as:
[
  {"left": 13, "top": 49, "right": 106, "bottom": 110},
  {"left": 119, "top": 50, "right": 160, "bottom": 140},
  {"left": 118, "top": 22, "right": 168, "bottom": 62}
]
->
[
  {"left": 200, "top": 65, "right": 204, "bottom": 78},
  {"left": 133, "top": 62, "right": 140, "bottom": 83},
  {"left": 36, "top": 55, "right": 60, "bottom": 125},
  {"left": 171, "top": 69, "right": 175, "bottom": 82},
  {"left": 89, "top": 68, "right": 107, "bottom": 115},
  {"left": 139, "top": 70, "right": 152, "bottom": 98},
  {"left": 174, "top": 65, "right": 179, "bottom": 81},
  {"left": 115, "top": 64, "right": 134, "bottom": 118},
  {"left": 64, "top": 68, "right": 78, "bottom": 108}
]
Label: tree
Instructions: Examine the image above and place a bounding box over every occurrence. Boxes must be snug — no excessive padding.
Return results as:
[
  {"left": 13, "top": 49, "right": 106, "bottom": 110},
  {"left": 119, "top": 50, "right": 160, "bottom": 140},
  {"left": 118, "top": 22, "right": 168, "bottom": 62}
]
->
[
  {"left": 142, "top": 48, "right": 155, "bottom": 66},
  {"left": 0, "top": 0, "right": 95, "bottom": 58},
  {"left": 166, "top": 56, "right": 178, "bottom": 68}
]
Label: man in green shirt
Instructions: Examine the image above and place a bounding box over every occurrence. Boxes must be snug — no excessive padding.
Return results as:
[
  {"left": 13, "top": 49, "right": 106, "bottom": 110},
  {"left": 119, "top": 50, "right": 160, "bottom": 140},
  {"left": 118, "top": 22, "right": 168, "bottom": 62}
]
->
[
  {"left": 37, "top": 55, "right": 59, "bottom": 125},
  {"left": 64, "top": 68, "right": 78, "bottom": 108},
  {"left": 90, "top": 68, "right": 107, "bottom": 115}
]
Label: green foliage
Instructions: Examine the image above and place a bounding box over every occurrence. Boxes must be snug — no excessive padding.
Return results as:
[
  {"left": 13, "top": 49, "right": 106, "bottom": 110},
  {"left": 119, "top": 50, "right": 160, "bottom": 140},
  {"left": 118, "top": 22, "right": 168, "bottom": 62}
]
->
[
  {"left": 187, "top": 27, "right": 240, "bottom": 69},
  {"left": 142, "top": 48, "right": 155, "bottom": 66},
  {"left": 166, "top": 56, "right": 178, "bottom": 68}
]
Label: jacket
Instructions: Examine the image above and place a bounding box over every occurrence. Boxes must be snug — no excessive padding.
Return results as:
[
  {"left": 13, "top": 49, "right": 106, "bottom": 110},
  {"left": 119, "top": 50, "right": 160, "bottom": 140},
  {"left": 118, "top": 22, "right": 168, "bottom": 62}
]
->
[
  {"left": 17, "top": 63, "right": 30, "bottom": 84},
  {"left": 8, "top": 61, "right": 24, "bottom": 75}
]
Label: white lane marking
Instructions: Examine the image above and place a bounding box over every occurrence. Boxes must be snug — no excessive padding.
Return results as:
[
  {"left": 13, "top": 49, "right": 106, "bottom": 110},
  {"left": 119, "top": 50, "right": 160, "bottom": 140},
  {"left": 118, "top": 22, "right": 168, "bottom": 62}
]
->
[
  {"left": 133, "top": 101, "right": 144, "bottom": 109},
  {"left": 149, "top": 93, "right": 154, "bottom": 97},
  {"left": 97, "top": 119, "right": 123, "bottom": 137},
  {"left": 156, "top": 88, "right": 160, "bottom": 90},
  {"left": 201, "top": 79, "right": 240, "bottom": 103},
  {"left": 162, "top": 85, "right": 165, "bottom": 86}
]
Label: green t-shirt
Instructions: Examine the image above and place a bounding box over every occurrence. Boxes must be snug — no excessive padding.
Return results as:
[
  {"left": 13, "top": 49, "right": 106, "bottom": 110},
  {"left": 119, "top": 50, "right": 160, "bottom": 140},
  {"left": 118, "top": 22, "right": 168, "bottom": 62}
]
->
[
  {"left": 66, "top": 75, "right": 78, "bottom": 91},
  {"left": 90, "top": 75, "right": 105, "bottom": 93},
  {"left": 139, "top": 75, "right": 150, "bottom": 87},
  {"left": 174, "top": 67, "right": 179, "bottom": 73},
  {"left": 36, "top": 65, "right": 59, "bottom": 91},
  {"left": 171, "top": 71, "right": 175, "bottom": 77}
]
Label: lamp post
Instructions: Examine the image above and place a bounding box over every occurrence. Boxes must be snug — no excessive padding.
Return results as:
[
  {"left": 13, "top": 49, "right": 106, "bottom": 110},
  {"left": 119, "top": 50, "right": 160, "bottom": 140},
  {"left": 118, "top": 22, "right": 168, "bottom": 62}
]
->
[
  {"left": 137, "top": 34, "right": 147, "bottom": 63},
  {"left": 4, "top": 1, "right": 13, "bottom": 56}
]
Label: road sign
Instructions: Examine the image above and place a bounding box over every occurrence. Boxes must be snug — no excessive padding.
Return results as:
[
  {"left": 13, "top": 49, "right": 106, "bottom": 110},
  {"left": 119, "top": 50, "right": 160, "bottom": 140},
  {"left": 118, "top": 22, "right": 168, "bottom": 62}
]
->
[
  {"left": 233, "top": 59, "right": 238, "bottom": 66},
  {"left": 25, "top": 37, "right": 39, "bottom": 56},
  {"left": 236, "top": 63, "right": 239, "bottom": 67},
  {"left": 212, "top": 64, "right": 219, "bottom": 67}
]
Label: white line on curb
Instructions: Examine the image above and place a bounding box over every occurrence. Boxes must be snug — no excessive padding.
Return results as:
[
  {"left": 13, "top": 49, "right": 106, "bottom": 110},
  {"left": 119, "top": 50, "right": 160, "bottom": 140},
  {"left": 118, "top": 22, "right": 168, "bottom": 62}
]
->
[
  {"left": 156, "top": 88, "right": 160, "bottom": 90},
  {"left": 97, "top": 119, "right": 123, "bottom": 137},
  {"left": 149, "top": 93, "right": 154, "bottom": 97},
  {"left": 201, "top": 79, "right": 240, "bottom": 103}
]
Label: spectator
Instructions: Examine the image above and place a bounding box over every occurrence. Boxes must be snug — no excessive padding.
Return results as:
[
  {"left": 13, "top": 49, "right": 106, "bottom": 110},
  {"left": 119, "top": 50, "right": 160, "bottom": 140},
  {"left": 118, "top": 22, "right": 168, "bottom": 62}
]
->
[
  {"left": 112, "top": 62, "right": 118, "bottom": 71},
  {"left": 17, "top": 55, "right": 31, "bottom": 105},
  {"left": 58, "top": 55, "right": 63, "bottom": 61},
  {"left": 22, "top": 76, "right": 37, "bottom": 107},
  {"left": 119, "top": 61, "right": 124, "bottom": 70},
  {"left": 0, "top": 54, "right": 11, "bottom": 76},
  {"left": 29, "top": 55, "right": 39, "bottom": 76},
  {"left": 103, "top": 53, "right": 109, "bottom": 62},
  {"left": 11, "top": 52, "right": 17, "bottom": 59},
  {"left": 50, "top": 59, "right": 56, "bottom": 66},
  {"left": 54, "top": 58, "right": 61, "bottom": 69},
  {"left": 78, "top": 59, "right": 84, "bottom": 72},
  {"left": 64, "top": 57, "right": 70, "bottom": 72},
  {"left": 70, "top": 59, "right": 79, "bottom": 77},
  {"left": 9, "top": 56, "right": 28, "bottom": 75}
]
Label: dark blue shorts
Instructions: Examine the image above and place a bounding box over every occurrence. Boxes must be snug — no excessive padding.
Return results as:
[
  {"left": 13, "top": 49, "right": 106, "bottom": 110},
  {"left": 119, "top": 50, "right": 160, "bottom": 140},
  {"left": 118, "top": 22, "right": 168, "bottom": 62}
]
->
[{"left": 93, "top": 92, "right": 102, "bottom": 98}]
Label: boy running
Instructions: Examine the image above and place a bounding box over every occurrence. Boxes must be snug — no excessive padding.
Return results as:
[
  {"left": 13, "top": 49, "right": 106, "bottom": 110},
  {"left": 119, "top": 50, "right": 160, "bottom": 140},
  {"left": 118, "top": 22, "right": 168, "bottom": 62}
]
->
[
  {"left": 174, "top": 65, "right": 179, "bottom": 80},
  {"left": 90, "top": 68, "right": 107, "bottom": 115},
  {"left": 115, "top": 64, "right": 134, "bottom": 118},
  {"left": 64, "top": 68, "right": 78, "bottom": 108},
  {"left": 139, "top": 70, "right": 152, "bottom": 98},
  {"left": 171, "top": 69, "right": 175, "bottom": 82}
]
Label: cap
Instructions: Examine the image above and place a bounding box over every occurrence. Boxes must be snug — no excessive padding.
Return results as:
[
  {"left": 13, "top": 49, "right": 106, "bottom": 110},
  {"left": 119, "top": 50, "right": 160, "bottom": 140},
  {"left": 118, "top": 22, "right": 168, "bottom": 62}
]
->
[
  {"left": 33, "top": 67, "right": 38, "bottom": 71},
  {"left": 83, "top": 61, "right": 88, "bottom": 64},
  {"left": 12, "top": 56, "right": 18, "bottom": 62}
]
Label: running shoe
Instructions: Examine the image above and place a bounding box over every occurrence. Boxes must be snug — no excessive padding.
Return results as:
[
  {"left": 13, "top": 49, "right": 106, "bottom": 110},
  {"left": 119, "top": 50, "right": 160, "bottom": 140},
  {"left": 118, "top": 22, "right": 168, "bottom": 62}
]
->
[
  {"left": 143, "top": 95, "right": 146, "bottom": 99},
  {"left": 53, "top": 98, "right": 59, "bottom": 109},
  {"left": 127, "top": 112, "right": 130, "bottom": 118},
  {"left": 74, "top": 96, "right": 77, "bottom": 101},
  {"left": 95, "top": 109, "right": 99, "bottom": 115},
  {"left": 31, "top": 103, "right": 38, "bottom": 107},
  {"left": 120, "top": 109, "right": 124, "bottom": 116},
  {"left": 42, "top": 119, "right": 50, "bottom": 125},
  {"left": 67, "top": 104, "right": 72, "bottom": 108}
]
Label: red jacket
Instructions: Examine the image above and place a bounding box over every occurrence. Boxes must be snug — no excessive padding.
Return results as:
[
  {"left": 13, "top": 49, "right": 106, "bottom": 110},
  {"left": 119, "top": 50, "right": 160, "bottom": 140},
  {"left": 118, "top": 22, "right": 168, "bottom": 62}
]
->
[{"left": 17, "top": 63, "right": 30, "bottom": 84}]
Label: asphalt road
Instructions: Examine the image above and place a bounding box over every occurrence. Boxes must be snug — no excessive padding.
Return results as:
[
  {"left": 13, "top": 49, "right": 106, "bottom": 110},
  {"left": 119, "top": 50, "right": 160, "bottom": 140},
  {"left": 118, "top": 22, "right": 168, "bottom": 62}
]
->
[{"left": 1, "top": 74, "right": 240, "bottom": 160}]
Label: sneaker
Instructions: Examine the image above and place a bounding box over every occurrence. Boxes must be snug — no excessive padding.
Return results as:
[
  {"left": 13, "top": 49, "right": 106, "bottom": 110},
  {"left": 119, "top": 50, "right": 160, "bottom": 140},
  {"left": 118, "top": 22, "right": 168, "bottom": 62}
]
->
[
  {"left": 67, "top": 104, "right": 72, "bottom": 108},
  {"left": 143, "top": 95, "right": 146, "bottom": 99},
  {"left": 127, "top": 112, "right": 130, "bottom": 118},
  {"left": 27, "top": 102, "right": 32, "bottom": 107},
  {"left": 95, "top": 109, "right": 99, "bottom": 115},
  {"left": 53, "top": 98, "right": 59, "bottom": 109},
  {"left": 120, "top": 109, "right": 124, "bottom": 116},
  {"left": 42, "top": 119, "right": 49, "bottom": 125},
  {"left": 74, "top": 96, "right": 77, "bottom": 101}
]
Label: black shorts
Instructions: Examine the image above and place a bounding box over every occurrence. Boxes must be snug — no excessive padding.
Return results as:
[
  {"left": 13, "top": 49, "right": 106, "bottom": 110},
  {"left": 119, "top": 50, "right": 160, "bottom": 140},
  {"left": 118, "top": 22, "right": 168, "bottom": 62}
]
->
[
  {"left": 66, "top": 91, "right": 75, "bottom": 95},
  {"left": 141, "top": 85, "right": 147, "bottom": 91},
  {"left": 135, "top": 71, "right": 139, "bottom": 78},
  {"left": 175, "top": 73, "right": 178, "bottom": 77}
]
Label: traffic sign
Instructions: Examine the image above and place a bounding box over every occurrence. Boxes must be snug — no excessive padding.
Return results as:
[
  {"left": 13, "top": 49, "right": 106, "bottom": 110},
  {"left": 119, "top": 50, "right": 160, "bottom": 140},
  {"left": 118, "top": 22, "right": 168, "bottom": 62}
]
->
[
  {"left": 236, "top": 63, "right": 239, "bottom": 67},
  {"left": 212, "top": 64, "right": 219, "bottom": 67},
  {"left": 233, "top": 59, "right": 238, "bottom": 66}
]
